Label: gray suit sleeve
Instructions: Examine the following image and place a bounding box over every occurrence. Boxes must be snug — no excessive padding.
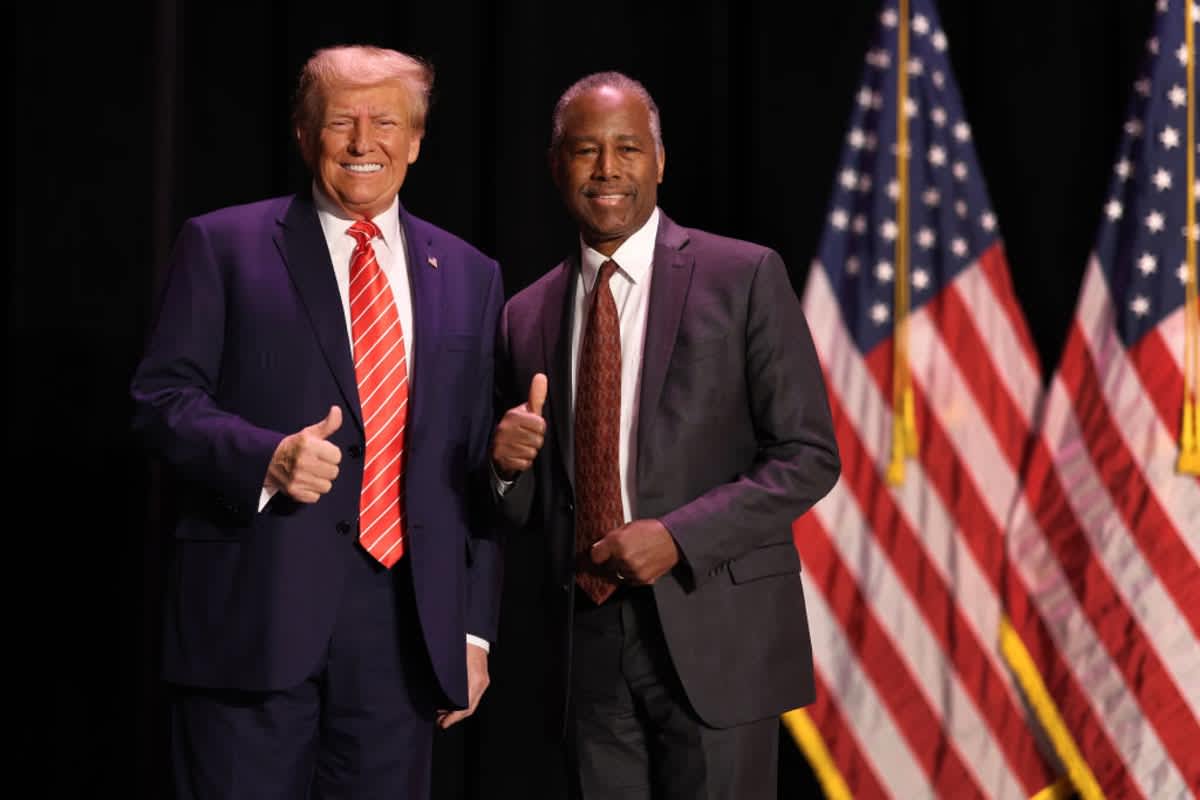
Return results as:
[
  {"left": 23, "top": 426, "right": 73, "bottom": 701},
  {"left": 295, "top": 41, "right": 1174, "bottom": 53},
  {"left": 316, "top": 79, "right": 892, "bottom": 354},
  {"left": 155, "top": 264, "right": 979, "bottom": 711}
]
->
[{"left": 659, "top": 250, "right": 840, "bottom": 583}]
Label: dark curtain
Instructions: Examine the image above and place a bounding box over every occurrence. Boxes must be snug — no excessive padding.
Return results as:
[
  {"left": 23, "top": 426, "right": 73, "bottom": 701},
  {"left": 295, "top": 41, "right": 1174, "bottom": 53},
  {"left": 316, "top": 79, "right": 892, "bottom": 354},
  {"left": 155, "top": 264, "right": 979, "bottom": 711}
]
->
[{"left": 12, "top": 1, "right": 1151, "bottom": 797}]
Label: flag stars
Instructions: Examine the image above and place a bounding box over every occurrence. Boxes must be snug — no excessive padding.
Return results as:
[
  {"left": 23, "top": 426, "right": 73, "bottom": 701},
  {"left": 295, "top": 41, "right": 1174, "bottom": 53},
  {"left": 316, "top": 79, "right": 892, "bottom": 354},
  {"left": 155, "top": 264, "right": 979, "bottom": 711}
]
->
[
  {"left": 932, "top": 31, "right": 948, "bottom": 52},
  {"left": 905, "top": 98, "right": 919, "bottom": 118},
  {"left": 888, "top": 180, "right": 901, "bottom": 200},
  {"left": 831, "top": 209, "right": 850, "bottom": 230},
  {"left": 917, "top": 227, "right": 936, "bottom": 249},
  {"left": 1135, "top": 77, "right": 1152, "bottom": 97},
  {"left": 952, "top": 237, "right": 969, "bottom": 257},
  {"left": 1156, "top": 0, "right": 1168, "bottom": 11},
  {"left": 1160, "top": 126, "right": 1180, "bottom": 150},
  {"left": 928, "top": 145, "right": 948, "bottom": 166},
  {"left": 1185, "top": 222, "right": 1200, "bottom": 242},
  {"left": 1176, "top": 44, "right": 1188, "bottom": 67},
  {"left": 1115, "top": 158, "right": 1133, "bottom": 179},
  {"left": 912, "top": 268, "right": 930, "bottom": 290},
  {"left": 876, "top": 260, "right": 895, "bottom": 283},
  {"left": 1152, "top": 168, "right": 1173, "bottom": 191},
  {"left": 1125, "top": 118, "right": 1144, "bottom": 137},
  {"left": 846, "top": 256, "right": 861, "bottom": 275},
  {"left": 857, "top": 88, "right": 875, "bottom": 108},
  {"left": 840, "top": 169, "right": 859, "bottom": 189},
  {"left": 953, "top": 162, "right": 969, "bottom": 181},
  {"left": 923, "top": 188, "right": 941, "bottom": 207},
  {"left": 953, "top": 122, "right": 971, "bottom": 142},
  {"left": 980, "top": 212, "right": 997, "bottom": 232},
  {"left": 848, "top": 128, "right": 866, "bottom": 149},
  {"left": 1105, "top": 199, "right": 1124, "bottom": 221},
  {"left": 870, "top": 302, "right": 890, "bottom": 325},
  {"left": 1168, "top": 84, "right": 1187, "bottom": 108},
  {"left": 1130, "top": 296, "right": 1151, "bottom": 317},
  {"left": 1137, "top": 253, "right": 1158, "bottom": 275},
  {"left": 867, "top": 49, "right": 891, "bottom": 69},
  {"left": 1145, "top": 211, "right": 1165, "bottom": 233},
  {"left": 853, "top": 215, "right": 868, "bottom": 234},
  {"left": 858, "top": 174, "right": 873, "bottom": 193},
  {"left": 912, "top": 14, "right": 930, "bottom": 34},
  {"left": 908, "top": 57, "right": 925, "bottom": 76},
  {"left": 931, "top": 107, "right": 948, "bottom": 126},
  {"left": 881, "top": 8, "right": 898, "bottom": 27},
  {"left": 955, "top": 200, "right": 969, "bottom": 218},
  {"left": 1180, "top": 263, "right": 1194, "bottom": 285},
  {"left": 1148, "top": 37, "right": 1159, "bottom": 55},
  {"left": 932, "top": 70, "right": 946, "bottom": 88},
  {"left": 880, "top": 220, "right": 899, "bottom": 241}
]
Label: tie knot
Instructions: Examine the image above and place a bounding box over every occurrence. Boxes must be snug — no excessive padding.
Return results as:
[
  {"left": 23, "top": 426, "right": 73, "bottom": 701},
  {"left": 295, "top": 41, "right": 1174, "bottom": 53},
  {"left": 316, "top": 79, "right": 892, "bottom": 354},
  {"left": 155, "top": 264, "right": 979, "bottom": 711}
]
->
[
  {"left": 348, "top": 219, "right": 381, "bottom": 248},
  {"left": 597, "top": 259, "right": 619, "bottom": 287}
]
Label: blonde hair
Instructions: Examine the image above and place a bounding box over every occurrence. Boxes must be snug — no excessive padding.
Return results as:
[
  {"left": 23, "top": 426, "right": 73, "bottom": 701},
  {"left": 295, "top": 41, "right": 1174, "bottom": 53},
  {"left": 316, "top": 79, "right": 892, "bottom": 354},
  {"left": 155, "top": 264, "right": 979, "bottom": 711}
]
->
[{"left": 293, "top": 45, "right": 433, "bottom": 141}]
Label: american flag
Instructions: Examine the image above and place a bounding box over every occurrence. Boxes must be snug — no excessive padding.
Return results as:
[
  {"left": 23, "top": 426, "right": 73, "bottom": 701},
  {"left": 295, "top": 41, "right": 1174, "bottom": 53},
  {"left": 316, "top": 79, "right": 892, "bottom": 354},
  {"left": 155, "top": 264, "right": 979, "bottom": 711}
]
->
[
  {"left": 788, "top": 1, "right": 1062, "bottom": 796},
  {"left": 1003, "top": 1, "right": 1200, "bottom": 797}
]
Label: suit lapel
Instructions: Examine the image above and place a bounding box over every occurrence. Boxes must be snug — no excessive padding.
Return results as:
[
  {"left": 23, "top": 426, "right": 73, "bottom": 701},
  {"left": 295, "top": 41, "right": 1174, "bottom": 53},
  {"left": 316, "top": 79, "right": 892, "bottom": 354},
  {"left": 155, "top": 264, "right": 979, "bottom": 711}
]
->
[
  {"left": 636, "top": 215, "right": 693, "bottom": 465},
  {"left": 401, "top": 207, "right": 443, "bottom": 457},
  {"left": 542, "top": 257, "right": 578, "bottom": 486},
  {"left": 275, "top": 193, "right": 365, "bottom": 435}
]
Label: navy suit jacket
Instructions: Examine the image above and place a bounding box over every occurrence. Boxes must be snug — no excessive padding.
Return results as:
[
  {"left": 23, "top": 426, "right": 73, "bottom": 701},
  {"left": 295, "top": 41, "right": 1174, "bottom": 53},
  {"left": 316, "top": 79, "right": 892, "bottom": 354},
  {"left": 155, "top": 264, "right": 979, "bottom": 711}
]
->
[
  {"left": 496, "top": 213, "right": 840, "bottom": 731},
  {"left": 132, "top": 191, "right": 504, "bottom": 707}
]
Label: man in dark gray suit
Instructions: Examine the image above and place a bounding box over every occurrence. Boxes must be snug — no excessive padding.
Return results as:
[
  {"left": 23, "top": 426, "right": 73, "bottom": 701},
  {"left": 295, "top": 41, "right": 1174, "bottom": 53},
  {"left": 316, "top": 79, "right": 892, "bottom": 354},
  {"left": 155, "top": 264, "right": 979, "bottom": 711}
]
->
[{"left": 490, "top": 71, "right": 840, "bottom": 799}]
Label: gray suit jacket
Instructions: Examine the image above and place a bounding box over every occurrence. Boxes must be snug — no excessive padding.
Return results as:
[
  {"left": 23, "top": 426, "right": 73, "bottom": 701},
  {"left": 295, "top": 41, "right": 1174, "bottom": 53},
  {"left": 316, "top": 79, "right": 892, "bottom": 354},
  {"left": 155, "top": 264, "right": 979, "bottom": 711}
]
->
[{"left": 495, "top": 212, "right": 839, "bottom": 731}]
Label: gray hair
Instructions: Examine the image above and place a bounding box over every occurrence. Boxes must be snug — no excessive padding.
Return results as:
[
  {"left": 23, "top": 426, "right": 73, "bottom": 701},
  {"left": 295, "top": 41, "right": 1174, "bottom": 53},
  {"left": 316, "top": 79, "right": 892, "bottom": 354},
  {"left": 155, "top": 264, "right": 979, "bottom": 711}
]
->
[
  {"left": 292, "top": 45, "right": 434, "bottom": 139},
  {"left": 550, "top": 71, "right": 663, "bottom": 155}
]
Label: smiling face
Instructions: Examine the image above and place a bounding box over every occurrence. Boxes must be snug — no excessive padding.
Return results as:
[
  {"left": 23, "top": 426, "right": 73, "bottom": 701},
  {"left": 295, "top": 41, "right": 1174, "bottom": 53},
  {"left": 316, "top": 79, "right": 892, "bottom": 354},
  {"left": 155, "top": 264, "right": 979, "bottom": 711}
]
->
[
  {"left": 298, "top": 81, "right": 422, "bottom": 219},
  {"left": 552, "top": 85, "right": 665, "bottom": 256}
]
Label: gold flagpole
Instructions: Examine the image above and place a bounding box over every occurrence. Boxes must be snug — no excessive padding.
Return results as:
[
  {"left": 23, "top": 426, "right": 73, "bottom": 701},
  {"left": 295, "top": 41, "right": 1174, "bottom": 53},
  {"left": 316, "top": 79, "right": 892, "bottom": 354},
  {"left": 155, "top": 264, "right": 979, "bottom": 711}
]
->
[
  {"left": 888, "top": 0, "right": 919, "bottom": 486},
  {"left": 1179, "top": 0, "right": 1200, "bottom": 475}
]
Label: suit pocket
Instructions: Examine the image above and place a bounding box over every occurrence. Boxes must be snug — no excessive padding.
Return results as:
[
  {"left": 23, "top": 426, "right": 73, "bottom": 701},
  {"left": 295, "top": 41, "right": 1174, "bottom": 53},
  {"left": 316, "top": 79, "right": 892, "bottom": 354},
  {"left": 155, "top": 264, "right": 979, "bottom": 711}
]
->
[
  {"left": 728, "top": 542, "right": 801, "bottom": 584},
  {"left": 673, "top": 335, "right": 725, "bottom": 362}
]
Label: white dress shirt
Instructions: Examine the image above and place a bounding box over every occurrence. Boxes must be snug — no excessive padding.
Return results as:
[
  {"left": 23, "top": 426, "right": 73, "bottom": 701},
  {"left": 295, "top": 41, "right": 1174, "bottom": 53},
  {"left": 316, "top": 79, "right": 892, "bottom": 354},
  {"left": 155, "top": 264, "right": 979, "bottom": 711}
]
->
[{"left": 568, "top": 207, "right": 660, "bottom": 523}]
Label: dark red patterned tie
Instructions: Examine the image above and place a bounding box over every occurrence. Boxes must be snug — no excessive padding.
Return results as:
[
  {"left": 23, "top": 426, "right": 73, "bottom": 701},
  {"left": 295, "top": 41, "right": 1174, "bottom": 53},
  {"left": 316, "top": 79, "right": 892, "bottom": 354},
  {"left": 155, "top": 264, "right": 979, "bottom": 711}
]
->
[
  {"left": 574, "top": 259, "right": 623, "bottom": 604},
  {"left": 347, "top": 219, "right": 408, "bottom": 568}
]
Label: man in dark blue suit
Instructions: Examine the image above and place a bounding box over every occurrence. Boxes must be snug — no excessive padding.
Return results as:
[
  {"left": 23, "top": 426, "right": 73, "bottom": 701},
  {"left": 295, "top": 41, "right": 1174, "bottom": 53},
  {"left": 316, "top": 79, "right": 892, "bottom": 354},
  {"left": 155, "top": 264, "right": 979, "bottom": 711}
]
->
[{"left": 131, "top": 45, "right": 504, "bottom": 799}]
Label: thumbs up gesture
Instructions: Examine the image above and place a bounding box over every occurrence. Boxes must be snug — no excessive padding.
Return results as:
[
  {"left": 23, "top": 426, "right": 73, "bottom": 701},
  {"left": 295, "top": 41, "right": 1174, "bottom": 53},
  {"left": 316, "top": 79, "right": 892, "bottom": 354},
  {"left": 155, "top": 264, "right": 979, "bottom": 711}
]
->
[
  {"left": 492, "top": 374, "right": 548, "bottom": 479},
  {"left": 266, "top": 405, "right": 344, "bottom": 503}
]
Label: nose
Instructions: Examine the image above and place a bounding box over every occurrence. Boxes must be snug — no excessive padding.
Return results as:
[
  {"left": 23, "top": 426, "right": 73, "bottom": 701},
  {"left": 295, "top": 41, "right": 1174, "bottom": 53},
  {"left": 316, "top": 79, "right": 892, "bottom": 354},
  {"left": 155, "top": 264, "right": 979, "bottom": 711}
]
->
[
  {"left": 592, "top": 146, "right": 618, "bottom": 180},
  {"left": 348, "top": 117, "right": 371, "bottom": 154}
]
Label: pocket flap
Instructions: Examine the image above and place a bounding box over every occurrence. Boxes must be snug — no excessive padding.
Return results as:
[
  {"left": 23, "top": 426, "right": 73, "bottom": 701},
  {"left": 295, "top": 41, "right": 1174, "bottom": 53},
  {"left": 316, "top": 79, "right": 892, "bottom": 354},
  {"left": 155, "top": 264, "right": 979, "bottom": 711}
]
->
[{"left": 728, "top": 542, "right": 801, "bottom": 584}]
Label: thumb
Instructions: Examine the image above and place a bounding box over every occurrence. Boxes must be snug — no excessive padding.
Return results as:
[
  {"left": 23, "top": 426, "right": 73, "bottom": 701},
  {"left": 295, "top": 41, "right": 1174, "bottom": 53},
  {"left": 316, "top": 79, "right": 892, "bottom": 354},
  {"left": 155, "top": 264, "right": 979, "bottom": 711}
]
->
[
  {"left": 526, "top": 373, "right": 548, "bottom": 416},
  {"left": 311, "top": 405, "right": 343, "bottom": 438}
]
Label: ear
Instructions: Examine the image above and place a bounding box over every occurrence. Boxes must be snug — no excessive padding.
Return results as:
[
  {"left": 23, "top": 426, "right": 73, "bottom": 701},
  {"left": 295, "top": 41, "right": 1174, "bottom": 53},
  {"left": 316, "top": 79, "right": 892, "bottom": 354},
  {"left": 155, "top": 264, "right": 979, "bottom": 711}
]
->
[
  {"left": 296, "top": 126, "right": 312, "bottom": 166},
  {"left": 656, "top": 146, "right": 665, "bottom": 185},
  {"left": 407, "top": 132, "right": 423, "bottom": 165}
]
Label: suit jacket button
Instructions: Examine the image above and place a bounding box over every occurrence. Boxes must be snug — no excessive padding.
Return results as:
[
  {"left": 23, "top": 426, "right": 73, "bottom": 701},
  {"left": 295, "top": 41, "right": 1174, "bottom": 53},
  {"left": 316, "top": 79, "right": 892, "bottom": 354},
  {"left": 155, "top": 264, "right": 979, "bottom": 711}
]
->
[
  {"left": 336, "top": 520, "right": 352, "bottom": 535},
  {"left": 348, "top": 444, "right": 363, "bottom": 459}
]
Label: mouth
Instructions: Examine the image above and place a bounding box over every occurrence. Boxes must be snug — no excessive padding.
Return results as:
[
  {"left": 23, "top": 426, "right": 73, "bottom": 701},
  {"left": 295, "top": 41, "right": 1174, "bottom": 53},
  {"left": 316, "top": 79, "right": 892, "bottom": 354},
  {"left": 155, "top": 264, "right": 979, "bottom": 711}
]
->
[
  {"left": 343, "top": 163, "right": 383, "bottom": 174},
  {"left": 583, "top": 188, "right": 633, "bottom": 206}
]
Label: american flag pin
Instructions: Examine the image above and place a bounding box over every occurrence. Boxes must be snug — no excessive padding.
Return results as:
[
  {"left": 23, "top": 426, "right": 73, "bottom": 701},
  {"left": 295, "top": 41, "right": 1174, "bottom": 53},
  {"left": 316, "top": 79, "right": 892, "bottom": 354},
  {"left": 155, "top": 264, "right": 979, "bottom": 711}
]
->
[{"left": 428, "top": 255, "right": 439, "bottom": 269}]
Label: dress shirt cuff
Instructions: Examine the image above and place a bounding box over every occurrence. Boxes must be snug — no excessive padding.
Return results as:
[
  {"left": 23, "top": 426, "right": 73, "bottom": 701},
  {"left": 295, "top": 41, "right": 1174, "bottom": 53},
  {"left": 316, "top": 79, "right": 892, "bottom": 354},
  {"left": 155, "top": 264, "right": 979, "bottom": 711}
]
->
[
  {"left": 258, "top": 486, "right": 277, "bottom": 512},
  {"left": 466, "top": 634, "right": 491, "bottom": 653}
]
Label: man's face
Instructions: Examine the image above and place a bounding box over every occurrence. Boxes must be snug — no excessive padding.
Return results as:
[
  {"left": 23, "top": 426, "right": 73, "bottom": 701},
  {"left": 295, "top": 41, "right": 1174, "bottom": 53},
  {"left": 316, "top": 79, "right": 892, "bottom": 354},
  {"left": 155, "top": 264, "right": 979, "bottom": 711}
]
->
[
  {"left": 553, "top": 86, "right": 665, "bottom": 256},
  {"left": 299, "top": 82, "right": 422, "bottom": 220}
]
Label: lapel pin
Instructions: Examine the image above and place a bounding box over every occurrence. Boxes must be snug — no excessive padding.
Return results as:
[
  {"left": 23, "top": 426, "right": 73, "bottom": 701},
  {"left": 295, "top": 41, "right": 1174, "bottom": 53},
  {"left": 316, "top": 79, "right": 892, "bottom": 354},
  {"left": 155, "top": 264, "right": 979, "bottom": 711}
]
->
[{"left": 427, "top": 255, "right": 439, "bottom": 269}]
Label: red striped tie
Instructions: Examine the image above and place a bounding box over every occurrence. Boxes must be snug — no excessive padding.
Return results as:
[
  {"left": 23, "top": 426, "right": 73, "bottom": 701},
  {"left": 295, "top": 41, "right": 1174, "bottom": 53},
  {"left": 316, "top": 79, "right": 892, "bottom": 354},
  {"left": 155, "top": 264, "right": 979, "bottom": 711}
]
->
[{"left": 347, "top": 219, "right": 408, "bottom": 568}]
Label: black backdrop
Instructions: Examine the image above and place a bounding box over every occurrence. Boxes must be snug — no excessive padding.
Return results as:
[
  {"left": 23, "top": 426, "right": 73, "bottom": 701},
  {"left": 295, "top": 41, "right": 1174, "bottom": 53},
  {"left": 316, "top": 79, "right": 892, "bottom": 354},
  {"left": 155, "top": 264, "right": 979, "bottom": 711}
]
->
[{"left": 13, "top": 1, "right": 1153, "bottom": 796}]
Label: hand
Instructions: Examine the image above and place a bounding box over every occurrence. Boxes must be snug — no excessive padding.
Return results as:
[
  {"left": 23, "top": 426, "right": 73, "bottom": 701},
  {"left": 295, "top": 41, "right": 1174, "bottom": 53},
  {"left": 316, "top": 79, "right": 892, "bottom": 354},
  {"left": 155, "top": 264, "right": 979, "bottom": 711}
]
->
[
  {"left": 437, "top": 642, "right": 490, "bottom": 728},
  {"left": 491, "top": 373, "right": 548, "bottom": 479},
  {"left": 590, "top": 519, "right": 680, "bottom": 585},
  {"left": 265, "top": 406, "right": 343, "bottom": 503}
]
